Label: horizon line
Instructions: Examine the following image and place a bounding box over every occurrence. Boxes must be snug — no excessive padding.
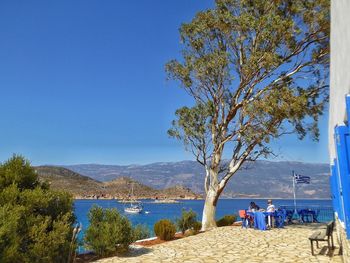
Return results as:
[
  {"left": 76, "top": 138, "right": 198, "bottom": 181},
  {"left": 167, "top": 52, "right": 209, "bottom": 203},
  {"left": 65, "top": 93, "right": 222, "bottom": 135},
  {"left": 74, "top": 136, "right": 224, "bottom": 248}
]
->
[{"left": 36, "top": 159, "right": 330, "bottom": 167}]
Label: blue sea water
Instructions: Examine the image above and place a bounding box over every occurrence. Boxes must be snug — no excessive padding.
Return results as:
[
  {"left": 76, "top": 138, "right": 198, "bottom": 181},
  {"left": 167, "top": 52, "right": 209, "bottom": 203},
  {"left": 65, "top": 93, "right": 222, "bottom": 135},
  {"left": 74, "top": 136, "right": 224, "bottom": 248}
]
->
[{"left": 74, "top": 198, "right": 332, "bottom": 239}]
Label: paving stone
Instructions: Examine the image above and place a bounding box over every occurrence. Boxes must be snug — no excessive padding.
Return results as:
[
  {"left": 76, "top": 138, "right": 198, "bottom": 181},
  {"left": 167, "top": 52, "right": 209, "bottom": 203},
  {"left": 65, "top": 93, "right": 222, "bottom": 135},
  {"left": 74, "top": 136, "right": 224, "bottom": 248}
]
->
[{"left": 94, "top": 225, "right": 342, "bottom": 263}]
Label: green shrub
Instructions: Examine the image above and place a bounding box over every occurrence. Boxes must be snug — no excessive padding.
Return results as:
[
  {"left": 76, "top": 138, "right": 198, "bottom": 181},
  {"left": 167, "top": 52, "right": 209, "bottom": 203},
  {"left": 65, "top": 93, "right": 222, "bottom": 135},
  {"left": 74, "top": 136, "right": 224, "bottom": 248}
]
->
[
  {"left": 84, "top": 206, "right": 134, "bottom": 257},
  {"left": 176, "top": 209, "right": 197, "bottom": 234},
  {"left": 133, "top": 224, "right": 150, "bottom": 241},
  {"left": 216, "top": 215, "right": 237, "bottom": 227},
  {"left": 0, "top": 155, "right": 75, "bottom": 263},
  {"left": 192, "top": 221, "right": 202, "bottom": 233},
  {"left": 184, "top": 229, "right": 196, "bottom": 237},
  {"left": 154, "top": 219, "right": 176, "bottom": 241}
]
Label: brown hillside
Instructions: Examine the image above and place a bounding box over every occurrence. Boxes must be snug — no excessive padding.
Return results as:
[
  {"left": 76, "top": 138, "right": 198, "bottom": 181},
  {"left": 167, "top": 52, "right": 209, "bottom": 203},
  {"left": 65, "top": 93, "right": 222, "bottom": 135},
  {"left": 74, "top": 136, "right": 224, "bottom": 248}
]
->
[
  {"left": 35, "top": 166, "right": 200, "bottom": 199},
  {"left": 104, "top": 177, "right": 159, "bottom": 199},
  {"left": 159, "top": 185, "right": 200, "bottom": 199},
  {"left": 35, "top": 166, "right": 104, "bottom": 197}
]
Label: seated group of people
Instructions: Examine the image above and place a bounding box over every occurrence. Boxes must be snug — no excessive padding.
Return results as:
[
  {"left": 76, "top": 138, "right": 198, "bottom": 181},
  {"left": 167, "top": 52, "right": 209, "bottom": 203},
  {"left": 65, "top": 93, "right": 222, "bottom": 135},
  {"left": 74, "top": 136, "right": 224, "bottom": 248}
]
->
[
  {"left": 247, "top": 200, "right": 276, "bottom": 228},
  {"left": 248, "top": 199, "right": 275, "bottom": 212}
]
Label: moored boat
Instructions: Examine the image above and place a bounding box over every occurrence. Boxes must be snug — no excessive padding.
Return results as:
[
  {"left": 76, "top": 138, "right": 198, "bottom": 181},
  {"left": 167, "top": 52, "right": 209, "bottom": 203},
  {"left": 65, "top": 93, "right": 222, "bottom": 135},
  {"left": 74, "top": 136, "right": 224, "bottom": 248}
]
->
[
  {"left": 123, "top": 182, "right": 143, "bottom": 213},
  {"left": 124, "top": 202, "right": 143, "bottom": 214}
]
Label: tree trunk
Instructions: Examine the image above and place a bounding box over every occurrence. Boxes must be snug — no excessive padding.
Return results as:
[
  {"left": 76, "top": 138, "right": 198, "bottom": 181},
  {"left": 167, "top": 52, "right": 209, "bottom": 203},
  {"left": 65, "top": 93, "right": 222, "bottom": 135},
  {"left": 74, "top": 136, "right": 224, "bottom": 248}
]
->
[{"left": 201, "top": 188, "right": 219, "bottom": 231}]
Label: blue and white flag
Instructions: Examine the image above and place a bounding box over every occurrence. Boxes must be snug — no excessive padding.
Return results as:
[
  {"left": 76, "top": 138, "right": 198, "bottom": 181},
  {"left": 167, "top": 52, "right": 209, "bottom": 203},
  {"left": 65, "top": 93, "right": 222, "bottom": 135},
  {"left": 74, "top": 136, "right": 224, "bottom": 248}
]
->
[{"left": 294, "top": 174, "right": 311, "bottom": 184}]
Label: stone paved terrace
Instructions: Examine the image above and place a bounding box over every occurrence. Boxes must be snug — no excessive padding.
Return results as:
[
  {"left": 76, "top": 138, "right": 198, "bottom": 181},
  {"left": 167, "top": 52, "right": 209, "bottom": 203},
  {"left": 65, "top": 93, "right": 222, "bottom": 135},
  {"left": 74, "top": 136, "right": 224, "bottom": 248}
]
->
[{"left": 96, "top": 224, "right": 342, "bottom": 263}]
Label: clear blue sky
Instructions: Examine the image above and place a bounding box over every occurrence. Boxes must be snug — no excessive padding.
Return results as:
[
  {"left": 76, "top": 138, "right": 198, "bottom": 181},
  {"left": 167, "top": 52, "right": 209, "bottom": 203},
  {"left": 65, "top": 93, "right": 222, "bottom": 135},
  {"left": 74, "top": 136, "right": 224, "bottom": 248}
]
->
[{"left": 0, "top": 1, "right": 329, "bottom": 165}]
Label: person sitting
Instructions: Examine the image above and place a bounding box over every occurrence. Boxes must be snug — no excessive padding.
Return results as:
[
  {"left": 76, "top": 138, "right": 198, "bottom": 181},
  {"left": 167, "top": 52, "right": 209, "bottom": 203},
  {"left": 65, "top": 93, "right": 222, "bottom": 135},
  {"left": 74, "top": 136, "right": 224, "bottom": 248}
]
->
[
  {"left": 247, "top": 202, "right": 260, "bottom": 227},
  {"left": 248, "top": 201, "right": 260, "bottom": 212}
]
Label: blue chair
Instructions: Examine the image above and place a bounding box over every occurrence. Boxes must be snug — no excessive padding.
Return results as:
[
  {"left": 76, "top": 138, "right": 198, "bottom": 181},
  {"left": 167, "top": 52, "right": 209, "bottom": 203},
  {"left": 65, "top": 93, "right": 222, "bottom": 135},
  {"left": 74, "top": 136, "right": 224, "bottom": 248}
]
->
[
  {"left": 298, "top": 209, "right": 306, "bottom": 222},
  {"left": 274, "top": 209, "right": 286, "bottom": 228},
  {"left": 285, "top": 209, "right": 294, "bottom": 224},
  {"left": 299, "top": 209, "right": 316, "bottom": 223},
  {"left": 313, "top": 209, "right": 320, "bottom": 223}
]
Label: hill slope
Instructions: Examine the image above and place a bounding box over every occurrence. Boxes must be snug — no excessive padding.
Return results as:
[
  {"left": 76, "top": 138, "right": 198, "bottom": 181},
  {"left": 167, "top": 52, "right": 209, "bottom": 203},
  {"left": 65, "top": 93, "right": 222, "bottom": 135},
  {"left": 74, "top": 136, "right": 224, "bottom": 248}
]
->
[
  {"left": 35, "top": 166, "right": 199, "bottom": 199},
  {"left": 35, "top": 166, "right": 103, "bottom": 197},
  {"left": 64, "top": 160, "right": 331, "bottom": 199},
  {"left": 103, "top": 176, "right": 158, "bottom": 198}
]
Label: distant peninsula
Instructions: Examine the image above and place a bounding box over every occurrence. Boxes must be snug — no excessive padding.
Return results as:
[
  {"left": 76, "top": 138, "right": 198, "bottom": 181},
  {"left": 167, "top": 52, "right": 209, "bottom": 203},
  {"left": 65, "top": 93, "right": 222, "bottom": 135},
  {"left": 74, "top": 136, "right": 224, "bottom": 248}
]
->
[
  {"left": 35, "top": 160, "right": 331, "bottom": 199},
  {"left": 63, "top": 160, "right": 330, "bottom": 199},
  {"left": 35, "top": 166, "right": 201, "bottom": 200}
]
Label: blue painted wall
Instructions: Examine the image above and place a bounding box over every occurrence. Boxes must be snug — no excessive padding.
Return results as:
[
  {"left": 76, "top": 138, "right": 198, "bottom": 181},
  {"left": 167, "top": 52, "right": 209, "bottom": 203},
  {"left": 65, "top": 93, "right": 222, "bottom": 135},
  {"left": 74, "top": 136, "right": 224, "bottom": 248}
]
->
[{"left": 331, "top": 96, "right": 350, "bottom": 239}]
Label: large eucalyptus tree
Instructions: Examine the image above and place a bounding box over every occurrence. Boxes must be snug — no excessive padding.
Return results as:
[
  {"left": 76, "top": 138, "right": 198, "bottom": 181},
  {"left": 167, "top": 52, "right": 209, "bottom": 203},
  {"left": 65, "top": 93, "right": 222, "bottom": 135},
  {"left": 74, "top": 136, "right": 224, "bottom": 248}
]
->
[{"left": 166, "top": 0, "right": 329, "bottom": 230}]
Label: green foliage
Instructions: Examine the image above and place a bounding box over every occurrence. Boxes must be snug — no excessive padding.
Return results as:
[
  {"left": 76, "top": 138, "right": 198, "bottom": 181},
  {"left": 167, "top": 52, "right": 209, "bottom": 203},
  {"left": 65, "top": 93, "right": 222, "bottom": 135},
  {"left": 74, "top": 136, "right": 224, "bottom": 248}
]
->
[
  {"left": 84, "top": 206, "right": 134, "bottom": 257},
  {"left": 166, "top": 0, "right": 329, "bottom": 228},
  {"left": 184, "top": 221, "right": 202, "bottom": 236},
  {"left": 133, "top": 224, "right": 150, "bottom": 241},
  {"left": 192, "top": 221, "right": 202, "bottom": 233},
  {"left": 0, "top": 155, "right": 75, "bottom": 263},
  {"left": 216, "top": 215, "right": 237, "bottom": 227},
  {"left": 154, "top": 219, "right": 176, "bottom": 241},
  {"left": 167, "top": 0, "right": 329, "bottom": 155},
  {"left": 0, "top": 154, "right": 39, "bottom": 190},
  {"left": 168, "top": 103, "right": 212, "bottom": 153},
  {"left": 176, "top": 209, "right": 198, "bottom": 234},
  {"left": 184, "top": 229, "right": 197, "bottom": 237}
]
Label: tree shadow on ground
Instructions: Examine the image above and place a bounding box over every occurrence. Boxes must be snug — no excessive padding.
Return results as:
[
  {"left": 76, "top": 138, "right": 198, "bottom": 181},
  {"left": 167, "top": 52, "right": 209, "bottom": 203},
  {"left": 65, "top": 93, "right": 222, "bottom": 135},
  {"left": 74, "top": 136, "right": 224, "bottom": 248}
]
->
[
  {"left": 118, "top": 246, "right": 153, "bottom": 258},
  {"left": 286, "top": 223, "right": 327, "bottom": 230}
]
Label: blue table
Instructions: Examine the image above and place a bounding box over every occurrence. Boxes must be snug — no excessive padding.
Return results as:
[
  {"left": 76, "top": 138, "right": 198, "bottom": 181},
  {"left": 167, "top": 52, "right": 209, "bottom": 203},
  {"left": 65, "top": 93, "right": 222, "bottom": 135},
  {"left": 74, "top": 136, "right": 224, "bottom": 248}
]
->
[{"left": 246, "top": 211, "right": 275, "bottom": 230}]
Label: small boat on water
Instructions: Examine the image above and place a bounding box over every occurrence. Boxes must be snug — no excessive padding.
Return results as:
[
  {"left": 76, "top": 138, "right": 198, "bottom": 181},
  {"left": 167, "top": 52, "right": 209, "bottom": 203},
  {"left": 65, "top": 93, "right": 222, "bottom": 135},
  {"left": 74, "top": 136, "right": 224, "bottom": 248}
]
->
[
  {"left": 123, "top": 183, "right": 143, "bottom": 214},
  {"left": 124, "top": 202, "right": 143, "bottom": 214}
]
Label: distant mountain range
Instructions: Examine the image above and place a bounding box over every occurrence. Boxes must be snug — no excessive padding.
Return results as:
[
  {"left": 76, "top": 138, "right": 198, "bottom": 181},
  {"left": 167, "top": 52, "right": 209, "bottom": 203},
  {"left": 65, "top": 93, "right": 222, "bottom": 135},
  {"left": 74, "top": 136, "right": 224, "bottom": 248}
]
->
[
  {"left": 35, "top": 166, "right": 199, "bottom": 199},
  {"left": 63, "top": 160, "right": 331, "bottom": 199}
]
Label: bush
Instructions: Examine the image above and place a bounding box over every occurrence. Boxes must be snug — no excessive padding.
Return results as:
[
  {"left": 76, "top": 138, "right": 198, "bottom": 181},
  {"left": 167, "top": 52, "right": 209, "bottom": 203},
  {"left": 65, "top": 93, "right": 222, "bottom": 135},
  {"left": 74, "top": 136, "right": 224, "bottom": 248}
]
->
[
  {"left": 154, "top": 219, "right": 176, "bottom": 241},
  {"left": 176, "top": 209, "right": 197, "bottom": 234},
  {"left": 84, "top": 206, "right": 134, "bottom": 257},
  {"left": 0, "top": 155, "right": 75, "bottom": 263},
  {"left": 184, "top": 229, "right": 196, "bottom": 237},
  {"left": 133, "top": 224, "right": 150, "bottom": 241},
  {"left": 192, "top": 221, "right": 202, "bottom": 233},
  {"left": 216, "top": 215, "right": 237, "bottom": 227}
]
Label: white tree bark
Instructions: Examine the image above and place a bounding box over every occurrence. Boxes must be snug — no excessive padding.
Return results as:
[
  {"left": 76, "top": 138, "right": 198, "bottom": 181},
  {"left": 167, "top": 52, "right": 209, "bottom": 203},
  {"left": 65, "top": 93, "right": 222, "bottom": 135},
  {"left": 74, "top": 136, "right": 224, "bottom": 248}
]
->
[
  {"left": 201, "top": 188, "right": 218, "bottom": 231},
  {"left": 201, "top": 153, "right": 251, "bottom": 231}
]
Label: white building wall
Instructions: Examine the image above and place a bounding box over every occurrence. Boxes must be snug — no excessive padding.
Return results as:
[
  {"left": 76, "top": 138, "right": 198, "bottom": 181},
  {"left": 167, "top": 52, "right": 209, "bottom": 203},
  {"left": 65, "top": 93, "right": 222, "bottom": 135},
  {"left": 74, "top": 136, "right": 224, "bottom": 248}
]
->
[
  {"left": 329, "top": 0, "right": 350, "bottom": 162},
  {"left": 331, "top": 1, "right": 350, "bottom": 260}
]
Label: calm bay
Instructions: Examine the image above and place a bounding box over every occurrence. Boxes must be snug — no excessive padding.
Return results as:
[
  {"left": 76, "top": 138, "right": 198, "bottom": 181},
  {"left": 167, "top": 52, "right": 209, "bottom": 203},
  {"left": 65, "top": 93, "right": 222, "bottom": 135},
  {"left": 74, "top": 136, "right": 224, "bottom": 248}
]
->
[{"left": 74, "top": 198, "right": 332, "bottom": 238}]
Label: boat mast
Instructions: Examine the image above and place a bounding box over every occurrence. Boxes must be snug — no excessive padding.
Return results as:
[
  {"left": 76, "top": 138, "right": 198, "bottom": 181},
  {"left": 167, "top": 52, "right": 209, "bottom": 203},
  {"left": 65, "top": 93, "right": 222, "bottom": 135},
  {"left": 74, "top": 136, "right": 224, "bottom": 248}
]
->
[{"left": 131, "top": 182, "right": 134, "bottom": 197}]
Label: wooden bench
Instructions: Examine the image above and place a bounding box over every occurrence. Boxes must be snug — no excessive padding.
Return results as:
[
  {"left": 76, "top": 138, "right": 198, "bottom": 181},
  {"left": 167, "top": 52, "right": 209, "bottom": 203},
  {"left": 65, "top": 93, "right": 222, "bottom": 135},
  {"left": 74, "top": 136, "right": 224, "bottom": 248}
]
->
[{"left": 308, "top": 221, "right": 335, "bottom": 256}]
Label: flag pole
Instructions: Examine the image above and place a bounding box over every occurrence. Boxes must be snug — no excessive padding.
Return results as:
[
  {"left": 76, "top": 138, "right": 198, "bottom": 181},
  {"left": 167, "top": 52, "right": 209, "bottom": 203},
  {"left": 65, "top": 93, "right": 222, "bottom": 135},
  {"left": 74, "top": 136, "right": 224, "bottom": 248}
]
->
[{"left": 292, "top": 170, "right": 297, "bottom": 214}]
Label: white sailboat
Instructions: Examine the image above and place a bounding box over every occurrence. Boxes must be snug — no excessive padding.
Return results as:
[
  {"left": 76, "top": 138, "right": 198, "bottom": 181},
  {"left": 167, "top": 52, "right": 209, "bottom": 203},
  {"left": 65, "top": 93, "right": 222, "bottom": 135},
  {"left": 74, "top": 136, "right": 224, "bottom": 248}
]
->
[
  {"left": 124, "top": 183, "right": 143, "bottom": 214},
  {"left": 124, "top": 202, "right": 143, "bottom": 214}
]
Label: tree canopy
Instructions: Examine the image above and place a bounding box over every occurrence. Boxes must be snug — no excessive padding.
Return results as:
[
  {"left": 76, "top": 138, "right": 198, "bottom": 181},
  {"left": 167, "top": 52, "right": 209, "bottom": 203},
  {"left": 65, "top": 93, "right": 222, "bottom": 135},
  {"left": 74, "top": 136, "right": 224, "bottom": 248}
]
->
[
  {"left": 0, "top": 155, "right": 75, "bottom": 263},
  {"left": 166, "top": 0, "right": 329, "bottom": 229}
]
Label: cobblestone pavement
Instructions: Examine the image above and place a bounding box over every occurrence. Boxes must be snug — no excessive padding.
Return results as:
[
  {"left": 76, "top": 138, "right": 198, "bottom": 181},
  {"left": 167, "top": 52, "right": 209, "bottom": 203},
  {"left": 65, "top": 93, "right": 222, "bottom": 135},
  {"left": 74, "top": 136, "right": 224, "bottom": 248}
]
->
[{"left": 96, "top": 225, "right": 342, "bottom": 263}]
